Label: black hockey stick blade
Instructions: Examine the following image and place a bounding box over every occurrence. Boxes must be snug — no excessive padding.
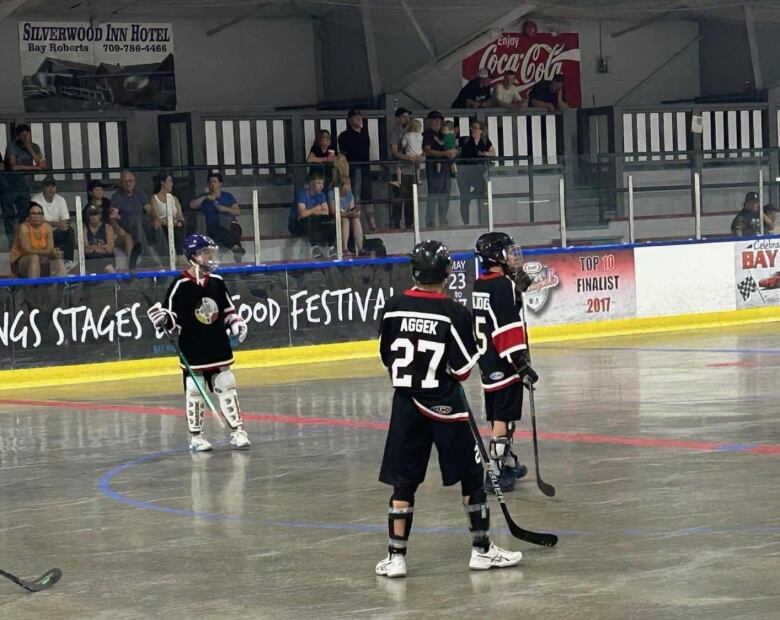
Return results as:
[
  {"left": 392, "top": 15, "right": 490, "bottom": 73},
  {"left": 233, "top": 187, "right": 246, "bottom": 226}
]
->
[
  {"left": 525, "top": 382, "right": 556, "bottom": 497},
  {"left": 0, "top": 567, "right": 62, "bottom": 592},
  {"left": 464, "top": 404, "right": 558, "bottom": 547}
]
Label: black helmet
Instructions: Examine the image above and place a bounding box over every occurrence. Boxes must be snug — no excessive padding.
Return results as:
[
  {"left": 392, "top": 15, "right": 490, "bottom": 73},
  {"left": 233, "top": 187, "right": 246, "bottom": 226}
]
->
[
  {"left": 475, "top": 232, "right": 523, "bottom": 274},
  {"left": 410, "top": 240, "right": 451, "bottom": 284}
]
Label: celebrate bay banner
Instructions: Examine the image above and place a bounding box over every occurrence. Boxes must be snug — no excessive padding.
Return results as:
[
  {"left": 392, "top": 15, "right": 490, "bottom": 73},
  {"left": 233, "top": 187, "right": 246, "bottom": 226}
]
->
[{"left": 19, "top": 21, "right": 176, "bottom": 112}]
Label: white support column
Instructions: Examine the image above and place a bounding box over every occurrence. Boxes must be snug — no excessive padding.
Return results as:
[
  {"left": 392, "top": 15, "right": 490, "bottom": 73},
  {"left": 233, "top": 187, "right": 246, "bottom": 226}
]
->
[
  {"left": 558, "top": 178, "right": 567, "bottom": 247},
  {"left": 694, "top": 172, "right": 702, "bottom": 239},
  {"left": 252, "top": 190, "right": 261, "bottom": 265},
  {"left": 334, "top": 186, "right": 343, "bottom": 258},
  {"left": 166, "top": 194, "right": 176, "bottom": 270},
  {"left": 412, "top": 183, "right": 421, "bottom": 244},
  {"left": 628, "top": 174, "right": 635, "bottom": 243},
  {"left": 487, "top": 180, "right": 494, "bottom": 232},
  {"left": 74, "top": 196, "right": 85, "bottom": 276},
  {"left": 759, "top": 168, "right": 765, "bottom": 235}
]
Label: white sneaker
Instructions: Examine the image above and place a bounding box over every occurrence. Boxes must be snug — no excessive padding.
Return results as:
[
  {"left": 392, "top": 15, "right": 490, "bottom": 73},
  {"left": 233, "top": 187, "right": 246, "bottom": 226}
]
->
[
  {"left": 469, "top": 543, "right": 523, "bottom": 571},
  {"left": 189, "top": 434, "right": 212, "bottom": 452},
  {"left": 375, "top": 553, "right": 407, "bottom": 578},
  {"left": 230, "top": 428, "right": 251, "bottom": 449}
]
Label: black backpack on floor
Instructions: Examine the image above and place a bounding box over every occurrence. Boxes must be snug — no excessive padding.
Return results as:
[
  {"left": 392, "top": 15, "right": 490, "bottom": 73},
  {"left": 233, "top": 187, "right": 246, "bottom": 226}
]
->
[{"left": 363, "top": 237, "right": 387, "bottom": 258}]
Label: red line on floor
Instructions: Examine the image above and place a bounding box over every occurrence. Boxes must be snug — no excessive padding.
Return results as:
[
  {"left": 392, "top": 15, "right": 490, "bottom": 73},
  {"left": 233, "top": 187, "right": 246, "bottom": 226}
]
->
[{"left": 1, "top": 397, "right": 779, "bottom": 455}]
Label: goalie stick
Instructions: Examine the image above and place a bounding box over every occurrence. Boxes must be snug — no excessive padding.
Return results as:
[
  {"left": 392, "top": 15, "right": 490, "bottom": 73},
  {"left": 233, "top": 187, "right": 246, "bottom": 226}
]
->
[
  {"left": 462, "top": 388, "right": 558, "bottom": 548},
  {"left": 142, "top": 292, "right": 226, "bottom": 429},
  {"left": 0, "top": 567, "right": 61, "bottom": 592}
]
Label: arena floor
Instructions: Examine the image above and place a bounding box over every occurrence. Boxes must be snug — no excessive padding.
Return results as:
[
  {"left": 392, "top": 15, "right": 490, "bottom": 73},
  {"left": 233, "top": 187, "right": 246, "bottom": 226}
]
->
[{"left": 1, "top": 324, "right": 779, "bottom": 619}]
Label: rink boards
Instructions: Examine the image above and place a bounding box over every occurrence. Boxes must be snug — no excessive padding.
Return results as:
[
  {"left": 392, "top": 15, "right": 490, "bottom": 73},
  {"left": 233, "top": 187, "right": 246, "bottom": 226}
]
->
[{"left": 1, "top": 236, "right": 779, "bottom": 384}]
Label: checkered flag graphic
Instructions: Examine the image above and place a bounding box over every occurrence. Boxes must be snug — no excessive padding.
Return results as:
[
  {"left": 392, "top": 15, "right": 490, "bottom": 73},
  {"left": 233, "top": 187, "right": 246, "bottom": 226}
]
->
[{"left": 738, "top": 275, "right": 758, "bottom": 301}]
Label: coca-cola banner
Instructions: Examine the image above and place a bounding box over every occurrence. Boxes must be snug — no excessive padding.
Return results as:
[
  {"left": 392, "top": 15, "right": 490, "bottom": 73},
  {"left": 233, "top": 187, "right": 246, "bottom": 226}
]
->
[{"left": 462, "top": 32, "right": 581, "bottom": 108}]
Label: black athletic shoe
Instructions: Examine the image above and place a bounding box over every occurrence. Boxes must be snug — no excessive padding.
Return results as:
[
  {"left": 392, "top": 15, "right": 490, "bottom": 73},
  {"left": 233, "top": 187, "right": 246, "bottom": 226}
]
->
[
  {"left": 512, "top": 463, "right": 528, "bottom": 480},
  {"left": 485, "top": 468, "right": 516, "bottom": 493}
]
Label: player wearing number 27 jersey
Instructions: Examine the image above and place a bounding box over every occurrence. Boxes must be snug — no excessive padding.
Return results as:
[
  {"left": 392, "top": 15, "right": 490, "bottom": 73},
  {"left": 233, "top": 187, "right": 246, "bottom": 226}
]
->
[{"left": 374, "top": 240, "right": 523, "bottom": 579}]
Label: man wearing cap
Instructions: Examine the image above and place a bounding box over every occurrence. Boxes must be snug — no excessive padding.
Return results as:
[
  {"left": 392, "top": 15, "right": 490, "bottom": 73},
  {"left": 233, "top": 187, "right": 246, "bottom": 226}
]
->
[
  {"left": 529, "top": 74, "right": 569, "bottom": 111},
  {"left": 423, "top": 111, "right": 458, "bottom": 227},
  {"left": 2, "top": 123, "right": 46, "bottom": 245},
  {"left": 452, "top": 69, "right": 493, "bottom": 109},
  {"left": 389, "top": 107, "right": 419, "bottom": 230},
  {"left": 338, "top": 109, "right": 376, "bottom": 232},
  {"left": 731, "top": 192, "right": 776, "bottom": 236},
  {"left": 32, "top": 176, "right": 75, "bottom": 270}
]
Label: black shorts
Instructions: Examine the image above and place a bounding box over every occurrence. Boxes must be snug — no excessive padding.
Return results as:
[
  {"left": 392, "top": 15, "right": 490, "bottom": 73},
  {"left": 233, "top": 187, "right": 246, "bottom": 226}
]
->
[
  {"left": 484, "top": 379, "right": 523, "bottom": 423},
  {"left": 379, "top": 391, "right": 483, "bottom": 488},
  {"left": 181, "top": 368, "right": 220, "bottom": 392}
]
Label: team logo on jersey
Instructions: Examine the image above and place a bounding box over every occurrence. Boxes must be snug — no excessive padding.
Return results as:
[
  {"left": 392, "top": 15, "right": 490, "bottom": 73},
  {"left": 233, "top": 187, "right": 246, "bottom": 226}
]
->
[
  {"left": 194, "top": 297, "right": 219, "bottom": 324},
  {"left": 431, "top": 405, "right": 453, "bottom": 415},
  {"left": 489, "top": 371, "right": 505, "bottom": 381},
  {"left": 522, "top": 262, "right": 560, "bottom": 313}
]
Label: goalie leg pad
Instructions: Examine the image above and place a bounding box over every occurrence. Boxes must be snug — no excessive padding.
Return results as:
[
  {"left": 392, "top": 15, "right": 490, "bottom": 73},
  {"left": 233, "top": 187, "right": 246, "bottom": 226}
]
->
[
  {"left": 185, "top": 376, "right": 206, "bottom": 434},
  {"left": 388, "top": 485, "right": 417, "bottom": 555},
  {"left": 212, "top": 369, "right": 243, "bottom": 429},
  {"left": 464, "top": 486, "right": 490, "bottom": 552}
]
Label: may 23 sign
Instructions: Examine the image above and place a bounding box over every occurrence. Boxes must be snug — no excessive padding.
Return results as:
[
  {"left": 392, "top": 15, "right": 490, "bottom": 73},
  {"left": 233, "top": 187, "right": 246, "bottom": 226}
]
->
[
  {"left": 19, "top": 21, "right": 175, "bottom": 112},
  {"left": 734, "top": 238, "right": 780, "bottom": 308},
  {"left": 461, "top": 31, "right": 581, "bottom": 108},
  {"left": 522, "top": 249, "right": 636, "bottom": 325}
]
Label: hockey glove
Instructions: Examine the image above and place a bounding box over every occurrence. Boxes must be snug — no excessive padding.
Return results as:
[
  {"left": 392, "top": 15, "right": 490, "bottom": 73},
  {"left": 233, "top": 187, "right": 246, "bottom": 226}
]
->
[
  {"left": 146, "top": 302, "right": 178, "bottom": 337},
  {"left": 514, "top": 270, "right": 534, "bottom": 293},
  {"left": 225, "top": 313, "right": 248, "bottom": 343},
  {"left": 518, "top": 362, "right": 539, "bottom": 385}
]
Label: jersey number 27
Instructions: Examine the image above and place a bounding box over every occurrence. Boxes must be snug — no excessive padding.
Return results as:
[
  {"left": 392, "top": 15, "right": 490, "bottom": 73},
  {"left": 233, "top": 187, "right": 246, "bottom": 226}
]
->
[{"left": 391, "top": 338, "right": 445, "bottom": 389}]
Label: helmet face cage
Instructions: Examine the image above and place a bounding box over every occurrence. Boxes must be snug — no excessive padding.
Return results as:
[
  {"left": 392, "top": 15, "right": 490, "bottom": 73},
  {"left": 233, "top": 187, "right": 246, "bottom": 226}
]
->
[
  {"left": 191, "top": 246, "right": 220, "bottom": 273},
  {"left": 475, "top": 232, "right": 522, "bottom": 275},
  {"left": 505, "top": 243, "right": 524, "bottom": 275}
]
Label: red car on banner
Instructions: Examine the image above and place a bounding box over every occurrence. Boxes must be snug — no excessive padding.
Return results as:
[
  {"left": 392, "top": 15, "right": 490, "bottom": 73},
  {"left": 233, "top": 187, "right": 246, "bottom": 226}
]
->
[{"left": 461, "top": 31, "right": 581, "bottom": 108}]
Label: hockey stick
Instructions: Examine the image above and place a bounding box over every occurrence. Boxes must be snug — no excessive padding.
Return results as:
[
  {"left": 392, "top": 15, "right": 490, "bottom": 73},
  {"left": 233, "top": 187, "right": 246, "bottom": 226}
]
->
[
  {"left": 519, "top": 291, "right": 556, "bottom": 497},
  {"left": 462, "top": 389, "right": 558, "bottom": 548},
  {"left": 0, "top": 567, "right": 61, "bottom": 592},
  {"left": 142, "top": 293, "right": 226, "bottom": 429}
]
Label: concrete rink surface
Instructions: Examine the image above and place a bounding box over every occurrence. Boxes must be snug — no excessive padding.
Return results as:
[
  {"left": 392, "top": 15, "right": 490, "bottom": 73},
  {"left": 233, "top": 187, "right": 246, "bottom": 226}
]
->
[{"left": 0, "top": 324, "right": 779, "bottom": 619}]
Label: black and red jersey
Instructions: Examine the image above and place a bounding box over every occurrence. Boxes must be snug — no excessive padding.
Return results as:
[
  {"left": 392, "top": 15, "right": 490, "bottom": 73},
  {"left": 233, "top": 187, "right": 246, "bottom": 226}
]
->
[
  {"left": 379, "top": 289, "right": 479, "bottom": 421},
  {"left": 163, "top": 271, "right": 237, "bottom": 370},
  {"left": 471, "top": 272, "right": 528, "bottom": 392}
]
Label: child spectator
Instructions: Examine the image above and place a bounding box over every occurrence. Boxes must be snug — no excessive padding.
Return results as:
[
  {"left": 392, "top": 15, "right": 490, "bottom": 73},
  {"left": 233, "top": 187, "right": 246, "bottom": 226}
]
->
[
  {"left": 391, "top": 119, "right": 423, "bottom": 187},
  {"left": 440, "top": 121, "right": 458, "bottom": 177}
]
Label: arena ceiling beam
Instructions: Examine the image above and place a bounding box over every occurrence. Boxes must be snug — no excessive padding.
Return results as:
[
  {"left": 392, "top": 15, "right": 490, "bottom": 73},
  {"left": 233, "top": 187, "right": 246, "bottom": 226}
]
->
[
  {"left": 205, "top": 0, "right": 286, "bottom": 37},
  {"left": 0, "top": 0, "right": 32, "bottom": 22},
  {"left": 399, "top": 0, "right": 436, "bottom": 59}
]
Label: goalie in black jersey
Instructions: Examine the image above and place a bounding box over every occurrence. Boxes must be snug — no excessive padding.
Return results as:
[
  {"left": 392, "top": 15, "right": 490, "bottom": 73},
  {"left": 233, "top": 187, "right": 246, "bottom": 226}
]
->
[
  {"left": 472, "top": 232, "right": 539, "bottom": 492},
  {"left": 375, "top": 240, "right": 523, "bottom": 578},
  {"left": 146, "top": 234, "right": 250, "bottom": 451}
]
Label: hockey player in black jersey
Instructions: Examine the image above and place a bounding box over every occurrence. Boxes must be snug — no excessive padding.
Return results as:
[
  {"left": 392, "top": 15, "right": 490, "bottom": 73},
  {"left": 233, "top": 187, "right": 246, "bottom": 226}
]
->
[
  {"left": 472, "top": 232, "right": 538, "bottom": 492},
  {"left": 375, "top": 240, "right": 523, "bottom": 578},
  {"left": 146, "top": 234, "right": 250, "bottom": 451}
]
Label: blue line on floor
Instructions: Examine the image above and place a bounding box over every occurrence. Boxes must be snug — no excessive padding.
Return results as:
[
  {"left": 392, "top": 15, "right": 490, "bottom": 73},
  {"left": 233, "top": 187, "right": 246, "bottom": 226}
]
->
[{"left": 539, "top": 345, "right": 780, "bottom": 355}]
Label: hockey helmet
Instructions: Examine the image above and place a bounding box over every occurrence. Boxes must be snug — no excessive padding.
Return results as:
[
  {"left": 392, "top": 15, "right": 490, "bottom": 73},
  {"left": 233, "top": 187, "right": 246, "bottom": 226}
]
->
[
  {"left": 183, "top": 234, "right": 220, "bottom": 272},
  {"left": 475, "top": 231, "right": 523, "bottom": 274},
  {"left": 410, "top": 240, "right": 452, "bottom": 284}
]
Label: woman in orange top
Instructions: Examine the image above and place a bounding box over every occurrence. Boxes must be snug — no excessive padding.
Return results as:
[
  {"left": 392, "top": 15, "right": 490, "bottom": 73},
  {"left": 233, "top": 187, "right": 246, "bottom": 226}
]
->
[{"left": 10, "top": 202, "right": 66, "bottom": 278}]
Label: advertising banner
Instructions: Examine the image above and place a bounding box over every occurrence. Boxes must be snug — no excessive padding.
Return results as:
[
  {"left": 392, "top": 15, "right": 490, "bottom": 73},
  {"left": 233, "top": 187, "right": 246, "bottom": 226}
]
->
[
  {"left": 19, "top": 21, "right": 175, "bottom": 112},
  {"left": 461, "top": 31, "right": 581, "bottom": 108},
  {"left": 734, "top": 238, "right": 780, "bottom": 308},
  {"left": 522, "top": 248, "right": 636, "bottom": 325},
  {"left": 0, "top": 261, "right": 476, "bottom": 370}
]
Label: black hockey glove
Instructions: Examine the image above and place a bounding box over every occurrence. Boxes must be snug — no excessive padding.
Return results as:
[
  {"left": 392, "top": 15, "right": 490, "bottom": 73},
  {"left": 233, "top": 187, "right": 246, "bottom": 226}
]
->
[
  {"left": 514, "top": 270, "right": 533, "bottom": 293},
  {"left": 518, "top": 362, "right": 539, "bottom": 385}
]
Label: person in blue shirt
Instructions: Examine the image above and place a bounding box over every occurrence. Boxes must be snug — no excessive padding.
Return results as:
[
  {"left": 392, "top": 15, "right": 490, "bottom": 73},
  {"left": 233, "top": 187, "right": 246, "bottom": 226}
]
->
[
  {"left": 189, "top": 171, "right": 246, "bottom": 263},
  {"left": 289, "top": 171, "right": 335, "bottom": 259}
]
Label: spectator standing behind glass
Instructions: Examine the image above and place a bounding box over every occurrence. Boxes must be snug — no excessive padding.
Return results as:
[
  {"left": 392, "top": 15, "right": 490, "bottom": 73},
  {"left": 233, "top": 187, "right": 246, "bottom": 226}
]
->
[
  {"left": 2, "top": 124, "right": 46, "bottom": 246},
  {"left": 83, "top": 205, "right": 115, "bottom": 273},
  {"left": 529, "top": 74, "right": 569, "bottom": 112},
  {"left": 9, "top": 202, "right": 65, "bottom": 278},
  {"left": 494, "top": 71, "right": 526, "bottom": 108},
  {"left": 451, "top": 68, "right": 493, "bottom": 109},
  {"left": 392, "top": 118, "right": 423, "bottom": 187},
  {"left": 152, "top": 171, "right": 186, "bottom": 257},
  {"left": 189, "top": 172, "right": 246, "bottom": 263},
  {"left": 329, "top": 155, "right": 364, "bottom": 258},
  {"left": 731, "top": 192, "right": 776, "bottom": 236},
  {"left": 31, "top": 176, "right": 76, "bottom": 271},
  {"left": 457, "top": 121, "right": 496, "bottom": 226},
  {"left": 388, "top": 107, "right": 419, "bottom": 231},
  {"left": 289, "top": 172, "right": 334, "bottom": 259},
  {"left": 422, "top": 110, "right": 457, "bottom": 228},
  {"left": 338, "top": 109, "right": 376, "bottom": 232},
  {"left": 306, "top": 130, "right": 338, "bottom": 188}
]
